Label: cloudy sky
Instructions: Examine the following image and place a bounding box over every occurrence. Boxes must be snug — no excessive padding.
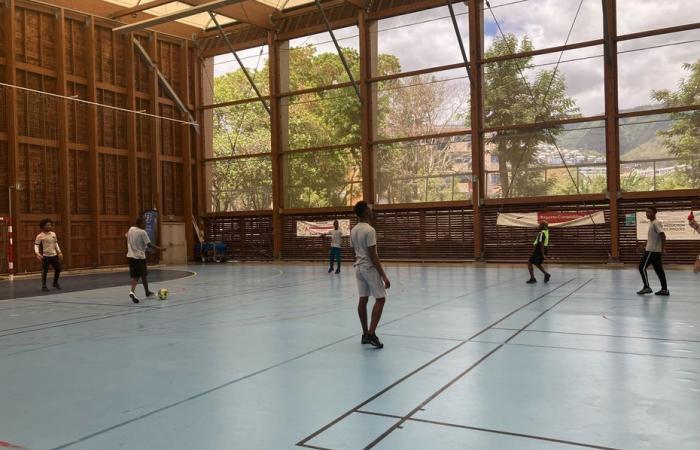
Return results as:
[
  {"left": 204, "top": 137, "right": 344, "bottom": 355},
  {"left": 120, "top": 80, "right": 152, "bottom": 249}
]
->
[{"left": 214, "top": 0, "right": 700, "bottom": 116}]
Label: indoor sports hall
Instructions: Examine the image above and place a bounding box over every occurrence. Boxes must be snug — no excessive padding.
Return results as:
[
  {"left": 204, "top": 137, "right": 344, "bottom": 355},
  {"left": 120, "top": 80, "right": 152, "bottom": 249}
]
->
[{"left": 0, "top": 1, "right": 699, "bottom": 449}]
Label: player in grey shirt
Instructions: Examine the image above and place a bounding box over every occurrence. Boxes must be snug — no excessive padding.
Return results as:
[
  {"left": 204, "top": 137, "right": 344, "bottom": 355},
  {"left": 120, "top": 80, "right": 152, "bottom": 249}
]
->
[{"left": 637, "top": 206, "right": 669, "bottom": 296}]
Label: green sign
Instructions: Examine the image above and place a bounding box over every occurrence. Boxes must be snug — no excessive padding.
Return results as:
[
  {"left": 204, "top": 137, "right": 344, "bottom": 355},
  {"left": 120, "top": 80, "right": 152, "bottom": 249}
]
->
[{"left": 625, "top": 213, "right": 636, "bottom": 226}]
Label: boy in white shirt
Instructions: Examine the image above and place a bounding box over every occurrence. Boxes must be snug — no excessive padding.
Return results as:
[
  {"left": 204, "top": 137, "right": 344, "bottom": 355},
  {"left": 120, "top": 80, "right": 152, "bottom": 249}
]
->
[
  {"left": 350, "top": 201, "right": 390, "bottom": 349},
  {"left": 126, "top": 216, "right": 166, "bottom": 303},
  {"left": 34, "top": 219, "right": 63, "bottom": 292},
  {"left": 325, "top": 219, "right": 343, "bottom": 274}
]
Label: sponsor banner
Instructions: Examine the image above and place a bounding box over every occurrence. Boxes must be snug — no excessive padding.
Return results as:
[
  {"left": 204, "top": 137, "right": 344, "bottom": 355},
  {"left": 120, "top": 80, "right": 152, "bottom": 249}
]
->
[
  {"left": 497, "top": 211, "right": 606, "bottom": 228},
  {"left": 636, "top": 211, "right": 700, "bottom": 241},
  {"left": 296, "top": 219, "right": 351, "bottom": 237}
]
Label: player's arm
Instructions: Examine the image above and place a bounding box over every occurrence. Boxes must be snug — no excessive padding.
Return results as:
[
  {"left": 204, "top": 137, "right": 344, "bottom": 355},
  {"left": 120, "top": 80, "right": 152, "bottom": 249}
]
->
[
  {"left": 143, "top": 233, "right": 166, "bottom": 252},
  {"left": 55, "top": 240, "right": 64, "bottom": 260},
  {"left": 368, "top": 245, "right": 390, "bottom": 289},
  {"left": 34, "top": 237, "right": 42, "bottom": 261}
]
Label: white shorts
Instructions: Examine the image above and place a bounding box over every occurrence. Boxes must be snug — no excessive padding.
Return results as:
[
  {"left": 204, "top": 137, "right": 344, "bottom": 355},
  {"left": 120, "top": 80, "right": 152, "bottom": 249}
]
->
[{"left": 355, "top": 265, "right": 386, "bottom": 299}]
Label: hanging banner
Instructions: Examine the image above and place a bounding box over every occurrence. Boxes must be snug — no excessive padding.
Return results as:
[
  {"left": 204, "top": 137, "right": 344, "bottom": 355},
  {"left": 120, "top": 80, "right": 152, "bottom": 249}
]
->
[
  {"left": 636, "top": 211, "right": 700, "bottom": 241},
  {"left": 296, "top": 220, "right": 351, "bottom": 237},
  {"left": 497, "top": 211, "right": 606, "bottom": 228}
]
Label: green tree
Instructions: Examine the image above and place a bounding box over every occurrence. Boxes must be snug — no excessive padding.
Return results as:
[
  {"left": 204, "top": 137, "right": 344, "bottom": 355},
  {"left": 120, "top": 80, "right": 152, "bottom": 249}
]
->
[
  {"left": 652, "top": 60, "right": 700, "bottom": 188},
  {"left": 483, "top": 34, "right": 580, "bottom": 198}
]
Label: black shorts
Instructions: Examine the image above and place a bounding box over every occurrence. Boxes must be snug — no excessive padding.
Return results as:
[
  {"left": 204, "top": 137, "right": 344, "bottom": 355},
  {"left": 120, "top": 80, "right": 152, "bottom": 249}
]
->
[
  {"left": 128, "top": 258, "right": 148, "bottom": 278},
  {"left": 529, "top": 247, "right": 544, "bottom": 265}
]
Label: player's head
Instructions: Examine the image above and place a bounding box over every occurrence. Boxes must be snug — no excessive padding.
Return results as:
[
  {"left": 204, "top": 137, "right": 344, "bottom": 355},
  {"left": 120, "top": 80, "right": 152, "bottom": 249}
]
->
[
  {"left": 646, "top": 206, "right": 657, "bottom": 220},
  {"left": 135, "top": 216, "right": 145, "bottom": 229},
  {"left": 39, "top": 218, "right": 53, "bottom": 231},
  {"left": 539, "top": 221, "right": 548, "bottom": 230},
  {"left": 354, "top": 201, "right": 373, "bottom": 221},
  {"left": 333, "top": 219, "right": 339, "bottom": 229}
]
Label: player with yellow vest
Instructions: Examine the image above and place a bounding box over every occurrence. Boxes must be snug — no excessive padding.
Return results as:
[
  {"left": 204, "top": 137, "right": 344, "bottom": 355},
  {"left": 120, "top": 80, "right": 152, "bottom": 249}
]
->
[{"left": 526, "top": 221, "right": 551, "bottom": 284}]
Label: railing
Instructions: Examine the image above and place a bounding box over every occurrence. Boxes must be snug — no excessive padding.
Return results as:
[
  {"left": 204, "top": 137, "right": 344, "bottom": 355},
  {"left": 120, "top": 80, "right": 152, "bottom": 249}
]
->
[
  {"left": 375, "top": 172, "right": 473, "bottom": 204},
  {"left": 620, "top": 157, "right": 696, "bottom": 191}
]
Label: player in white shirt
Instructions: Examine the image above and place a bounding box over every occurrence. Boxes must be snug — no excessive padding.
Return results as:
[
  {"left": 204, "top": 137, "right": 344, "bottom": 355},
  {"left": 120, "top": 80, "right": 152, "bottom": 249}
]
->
[
  {"left": 325, "top": 219, "right": 343, "bottom": 274},
  {"left": 126, "top": 216, "right": 166, "bottom": 303},
  {"left": 34, "top": 219, "right": 63, "bottom": 292},
  {"left": 350, "top": 201, "right": 390, "bottom": 349}
]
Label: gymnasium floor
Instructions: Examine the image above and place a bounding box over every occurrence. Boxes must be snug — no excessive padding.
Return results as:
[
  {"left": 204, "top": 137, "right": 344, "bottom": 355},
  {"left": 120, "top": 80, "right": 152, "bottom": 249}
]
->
[{"left": 0, "top": 263, "right": 698, "bottom": 450}]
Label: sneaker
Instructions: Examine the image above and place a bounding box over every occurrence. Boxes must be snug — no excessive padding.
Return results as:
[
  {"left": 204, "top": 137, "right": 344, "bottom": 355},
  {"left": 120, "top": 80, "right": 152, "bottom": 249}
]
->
[
  {"left": 129, "top": 292, "right": 140, "bottom": 304},
  {"left": 328, "top": 267, "right": 334, "bottom": 273},
  {"left": 655, "top": 289, "right": 670, "bottom": 296},
  {"left": 145, "top": 291, "right": 156, "bottom": 298},
  {"left": 361, "top": 334, "right": 371, "bottom": 345},
  {"left": 544, "top": 273, "right": 551, "bottom": 283},
  {"left": 53, "top": 282, "right": 62, "bottom": 290},
  {"left": 637, "top": 287, "right": 653, "bottom": 295},
  {"left": 335, "top": 269, "right": 341, "bottom": 274},
  {"left": 526, "top": 278, "right": 537, "bottom": 284},
  {"left": 367, "top": 334, "right": 384, "bottom": 349},
  {"left": 42, "top": 286, "right": 50, "bottom": 292}
]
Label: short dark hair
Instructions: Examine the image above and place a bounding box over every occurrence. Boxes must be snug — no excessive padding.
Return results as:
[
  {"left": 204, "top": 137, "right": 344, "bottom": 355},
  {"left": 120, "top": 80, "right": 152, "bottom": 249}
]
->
[
  {"left": 647, "top": 206, "right": 657, "bottom": 214},
  {"left": 135, "top": 216, "right": 145, "bottom": 227},
  {"left": 39, "top": 218, "right": 52, "bottom": 228},
  {"left": 354, "top": 201, "right": 369, "bottom": 218}
]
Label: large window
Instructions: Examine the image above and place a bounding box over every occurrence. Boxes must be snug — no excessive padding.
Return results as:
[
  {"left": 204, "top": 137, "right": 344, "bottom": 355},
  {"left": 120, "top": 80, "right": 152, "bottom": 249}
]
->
[
  {"left": 485, "top": 121, "right": 607, "bottom": 198},
  {"left": 206, "top": 45, "right": 272, "bottom": 212},
  {"left": 620, "top": 112, "right": 700, "bottom": 192},
  {"left": 373, "top": 7, "right": 471, "bottom": 204}
]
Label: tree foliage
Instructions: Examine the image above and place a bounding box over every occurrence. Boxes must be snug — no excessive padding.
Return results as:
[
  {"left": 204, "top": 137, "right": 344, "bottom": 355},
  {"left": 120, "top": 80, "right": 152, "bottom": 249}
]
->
[
  {"left": 483, "top": 34, "right": 580, "bottom": 197},
  {"left": 651, "top": 60, "right": 700, "bottom": 188}
]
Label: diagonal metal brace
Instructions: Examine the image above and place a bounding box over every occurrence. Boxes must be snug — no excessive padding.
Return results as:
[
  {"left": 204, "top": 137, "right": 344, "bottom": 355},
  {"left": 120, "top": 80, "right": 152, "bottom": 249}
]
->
[
  {"left": 133, "top": 38, "right": 200, "bottom": 133},
  {"left": 447, "top": 0, "right": 472, "bottom": 82},
  {"left": 314, "top": 0, "right": 362, "bottom": 103},
  {"left": 208, "top": 12, "right": 271, "bottom": 115}
]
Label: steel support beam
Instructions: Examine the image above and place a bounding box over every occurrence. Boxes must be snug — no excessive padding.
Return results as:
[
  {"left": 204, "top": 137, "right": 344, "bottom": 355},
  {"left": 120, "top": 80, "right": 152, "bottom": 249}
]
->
[
  {"left": 447, "top": 0, "right": 471, "bottom": 81},
  {"left": 55, "top": 8, "right": 72, "bottom": 268},
  {"left": 209, "top": 12, "right": 271, "bottom": 114},
  {"left": 313, "top": 0, "right": 362, "bottom": 102},
  {"left": 113, "top": 0, "right": 246, "bottom": 34},
  {"left": 133, "top": 37, "right": 200, "bottom": 133},
  {"left": 269, "top": 33, "right": 283, "bottom": 258},
  {"left": 468, "top": 0, "right": 484, "bottom": 259},
  {"left": 603, "top": 0, "right": 621, "bottom": 261}
]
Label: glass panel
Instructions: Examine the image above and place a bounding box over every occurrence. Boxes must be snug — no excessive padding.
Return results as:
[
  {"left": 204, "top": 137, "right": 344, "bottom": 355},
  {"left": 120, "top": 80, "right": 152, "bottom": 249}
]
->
[
  {"left": 485, "top": 121, "right": 607, "bottom": 198},
  {"left": 213, "top": 45, "right": 270, "bottom": 103},
  {"left": 285, "top": 86, "right": 361, "bottom": 150},
  {"left": 483, "top": 0, "right": 603, "bottom": 55},
  {"left": 618, "top": 30, "right": 700, "bottom": 113},
  {"left": 285, "top": 27, "right": 360, "bottom": 92},
  {"left": 375, "top": 5, "right": 469, "bottom": 75},
  {"left": 374, "top": 68, "right": 470, "bottom": 140},
  {"left": 284, "top": 147, "right": 362, "bottom": 208},
  {"left": 617, "top": 0, "right": 700, "bottom": 35},
  {"left": 484, "top": 44, "right": 604, "bottom": 128},
  {"left": 620, "top": 112, "right": 700, "bottom": 192},
  {"left": 210, "top": 102, "right": 271, "bottom": 157},
  {"left": 206, "top": 157, "right": 272, "bottom": 212},
  {"left": 375, "top": 135, "right": 472, "bottom": 204}
]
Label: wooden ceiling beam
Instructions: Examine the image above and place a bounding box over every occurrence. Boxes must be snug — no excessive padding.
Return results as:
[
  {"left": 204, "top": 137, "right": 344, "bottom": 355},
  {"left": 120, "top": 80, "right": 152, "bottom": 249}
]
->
[
  {"left": 109, "top": 0, "right": 176, "bottom": 19},
  {"left": 185, "top": 0, "right": 276, "bottom": 30},
  {"left": 113, "top": 0, "right": 246, "bottom": 33}
]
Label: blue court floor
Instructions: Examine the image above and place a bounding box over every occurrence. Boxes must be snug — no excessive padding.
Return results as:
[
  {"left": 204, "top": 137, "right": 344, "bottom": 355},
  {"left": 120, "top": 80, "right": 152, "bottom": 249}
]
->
[{"left": 0, "top": 263, "right": 698, "bottom": 450}]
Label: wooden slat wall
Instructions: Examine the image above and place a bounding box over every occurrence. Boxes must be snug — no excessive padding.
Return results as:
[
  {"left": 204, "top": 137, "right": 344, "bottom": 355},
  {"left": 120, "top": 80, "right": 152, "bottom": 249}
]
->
[
  {"left": 205, "top": 215, "right": 274, "bottom": 260},
  {"left": 0, "top": 1, "right": 200, "bottom": 274},
  {"left": 483, "top": 204, "right": 612, "bottom": 263},
  {"left": 619, "top": 200, "right": 700, "bottom": 265},
  {"left": 277, "top": 207, "right": 474, "bottom": 261}
]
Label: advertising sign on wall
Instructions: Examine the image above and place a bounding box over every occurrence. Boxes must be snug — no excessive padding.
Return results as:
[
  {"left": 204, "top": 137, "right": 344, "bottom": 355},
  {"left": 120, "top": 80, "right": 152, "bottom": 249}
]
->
[
  {"left": 497, "top": 211, "right": 606, "bottom": 228},
  {"left": 636, "top": 211, "right": 700, "bottom": 241},
  {"left": 296, "top": 220, "right": 351, "bottom": 237}
]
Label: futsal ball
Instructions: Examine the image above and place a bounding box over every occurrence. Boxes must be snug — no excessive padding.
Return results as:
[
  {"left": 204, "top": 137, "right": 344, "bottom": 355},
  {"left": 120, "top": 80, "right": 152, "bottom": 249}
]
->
[{"left": 157, "top": 288, "right": 169, "bottom": 300}]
